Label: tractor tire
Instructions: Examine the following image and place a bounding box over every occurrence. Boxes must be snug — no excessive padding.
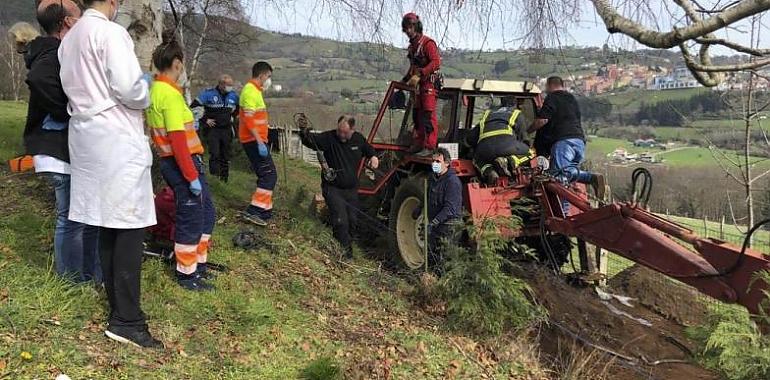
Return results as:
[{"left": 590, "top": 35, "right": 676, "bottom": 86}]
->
[{"left": 388, "top": 174, "right": 428, "bottom": 270}]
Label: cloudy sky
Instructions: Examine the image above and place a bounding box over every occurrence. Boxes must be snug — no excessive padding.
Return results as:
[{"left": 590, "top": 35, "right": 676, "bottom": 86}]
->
[{"left": 246, "top": 0, "right": 767, "bottom": 54}]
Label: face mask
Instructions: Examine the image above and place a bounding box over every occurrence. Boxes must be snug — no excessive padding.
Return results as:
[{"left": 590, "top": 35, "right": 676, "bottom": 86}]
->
[
  {"left": 263, "top": 78, "right": 272, "bottom": 90},
  {"left": 111, "top": 0, "right": 120, "bottom": 22},
  {"left": 224, "top": 86, "right": 234, "bottom": 93},
  {"left": 178, "top": 67, "right": 189, "bottom": 88},
  {"left": 431, "top": 162, "right": 442, "bottom": 174}
]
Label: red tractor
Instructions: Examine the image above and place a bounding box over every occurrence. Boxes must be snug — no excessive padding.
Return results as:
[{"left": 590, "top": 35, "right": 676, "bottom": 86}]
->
[{"left": 356, "top": 79, "right": 770, "bottom": 316}]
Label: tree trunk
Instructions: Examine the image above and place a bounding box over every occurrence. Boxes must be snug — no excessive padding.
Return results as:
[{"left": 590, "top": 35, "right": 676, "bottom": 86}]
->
[
  {"left": 117, "top": 0, "right": 164, "bottom": 71},
  {"left": 188, "top": 0, "right": 211, "bottom": 82},
  {"left": 745, "top": 71, "right": 756, "bottom": 245}
]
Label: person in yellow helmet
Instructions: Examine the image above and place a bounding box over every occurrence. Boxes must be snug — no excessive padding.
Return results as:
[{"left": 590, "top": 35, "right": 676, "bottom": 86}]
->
[
  {"left": 238, "top": 61, "right": 277, "bottom": 226},
  {"left": 146, "top": 33, "right": 216, "bottom": 291}
]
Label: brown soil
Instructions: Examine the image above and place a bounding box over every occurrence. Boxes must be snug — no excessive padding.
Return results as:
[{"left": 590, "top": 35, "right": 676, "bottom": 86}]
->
[
  {"left": 609, "top": 265, "right": 710, "bottom": 327},
  {"left": 517, "top": 264, "right": 721, "bottom": 380}
]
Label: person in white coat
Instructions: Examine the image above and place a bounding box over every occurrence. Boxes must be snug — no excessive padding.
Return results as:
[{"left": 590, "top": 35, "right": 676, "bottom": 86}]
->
[{"left": 59, "top": 0, "right": 161, "bottom": 348}]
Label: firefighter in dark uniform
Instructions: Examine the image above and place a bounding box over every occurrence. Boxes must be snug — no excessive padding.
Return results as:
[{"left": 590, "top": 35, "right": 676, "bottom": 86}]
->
[
  {"left": 190, "top": 74, "right": 238, "bottom": 182},
  {"left": 402, "top": 12, "right": 441, "bottom": 156},
  {"left": 465, "top": 98, "right": 533, "bottom": 184}
]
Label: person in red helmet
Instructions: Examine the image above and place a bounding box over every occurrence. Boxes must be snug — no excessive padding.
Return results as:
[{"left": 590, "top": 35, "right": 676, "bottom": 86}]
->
[{"left": 402, "top": 12, "right": 442, "bottom": 156}]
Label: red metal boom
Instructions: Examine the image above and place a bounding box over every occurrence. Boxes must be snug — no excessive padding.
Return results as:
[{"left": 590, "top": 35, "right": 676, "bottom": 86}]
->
[{"left": 538, "top": 180, "right": 770, "bottom": 315}]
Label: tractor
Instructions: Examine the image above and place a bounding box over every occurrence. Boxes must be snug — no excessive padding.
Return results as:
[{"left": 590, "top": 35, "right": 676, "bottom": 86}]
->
[{"left": 355, "top": 79, "right": 770, "bottom": 316}]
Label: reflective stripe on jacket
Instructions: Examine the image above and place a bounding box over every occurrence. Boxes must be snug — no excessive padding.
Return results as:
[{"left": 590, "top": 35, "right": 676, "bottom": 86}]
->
[
  {"left": 238, "top": 80, "right": 269, "bottom": 143},
  {"left": 479, "top": 108, "right": 521, "bottom": 142},
  {"left": 146, "top": 76, "right": 203, "bottom": 157}
]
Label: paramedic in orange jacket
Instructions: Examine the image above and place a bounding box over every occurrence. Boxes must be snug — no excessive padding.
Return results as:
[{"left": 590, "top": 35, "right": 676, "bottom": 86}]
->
[
  {"left": 146, "top": 36, "right": 216, "bottom": 291},
  {"left": 239, "top": 61, "right": 277, "bottom": 226},
  {"left": 402, "top": 12, "right": 442, "bottom": 156}
]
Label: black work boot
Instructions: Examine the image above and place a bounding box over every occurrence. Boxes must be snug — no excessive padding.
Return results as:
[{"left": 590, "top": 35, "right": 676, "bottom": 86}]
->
[
  {"left": 176, "top": 272, "right": 214, "bottom": 292},
  {"left": 482, "top": 167, "right": 500, "bottom": 186},
  {"left": 195, "top": 263, "right": 216, "bottom": 281}
]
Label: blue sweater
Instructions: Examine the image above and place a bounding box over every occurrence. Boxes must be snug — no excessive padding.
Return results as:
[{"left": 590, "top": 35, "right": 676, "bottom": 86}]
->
[{"left": 428, "top": 168, "right": 463, "bottom": 225}]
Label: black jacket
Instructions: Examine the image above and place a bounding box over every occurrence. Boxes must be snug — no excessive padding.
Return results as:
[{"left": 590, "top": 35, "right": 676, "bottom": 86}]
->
[
  {"left": 23, "top": 36, "right": 70, "bottom": 162},
  {"left": 299, "top": 129, "right": 376, "bottom": 189},
  {"left": 427, "top": 168, "right": 463, "bottom": 225},
  {"left": 535, "top": 90, "right": 584, "bottom": 154}
]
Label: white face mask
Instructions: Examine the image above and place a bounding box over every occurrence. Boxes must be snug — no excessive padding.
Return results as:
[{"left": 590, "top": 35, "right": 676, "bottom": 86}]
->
[
  {"left": 224, "top": 86, "right": 234, "bottom": 93},
  {"left": 178, "top": 68, "right": 189, "bottom": 88},
  {"left": 431, "top": 162, "right": 442, "bottom": 174},
  {"left": 110, "top": 0, "right": 120, "bottom": 22},
  {"left": 263, "top": 78, "right": 272, "bottom": 90}
]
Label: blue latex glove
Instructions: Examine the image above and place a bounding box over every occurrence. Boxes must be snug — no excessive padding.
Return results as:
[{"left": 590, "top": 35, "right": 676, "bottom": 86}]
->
[
  {"left": 42, "top": 114, "right": 67, "bottom": 131},
  {"left": 189, "top": 178, "right": 202, "bottom": 196},
  {"left": 411, "top": 206, "right": 422, "bottom": 220},
  {"left": 258, "top": 142, "right": 269, "bottom": 157},
  {"left": 141, "top": 73, "right": 154, "bottom": 87}
]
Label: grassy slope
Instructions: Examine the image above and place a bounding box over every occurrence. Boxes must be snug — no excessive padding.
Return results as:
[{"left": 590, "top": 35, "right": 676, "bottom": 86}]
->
[{"left": 0, "top": 101, "right": 543, "bottom": 379}]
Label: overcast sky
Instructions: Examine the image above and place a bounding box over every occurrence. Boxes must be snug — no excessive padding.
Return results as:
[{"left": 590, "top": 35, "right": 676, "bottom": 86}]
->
[{"left": 246, "top": 0, "right": 767, "bottom": 55}]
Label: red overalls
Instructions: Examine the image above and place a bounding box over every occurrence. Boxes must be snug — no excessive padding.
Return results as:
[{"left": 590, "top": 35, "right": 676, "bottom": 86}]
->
[{"left": 407, "top": 34, "right": 441, "bottom": 150}]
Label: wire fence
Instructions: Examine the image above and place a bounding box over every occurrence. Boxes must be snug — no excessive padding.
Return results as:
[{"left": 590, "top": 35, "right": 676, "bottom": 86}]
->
[{"left": 590, "top": 212, "right": 764, "bottom": 324}]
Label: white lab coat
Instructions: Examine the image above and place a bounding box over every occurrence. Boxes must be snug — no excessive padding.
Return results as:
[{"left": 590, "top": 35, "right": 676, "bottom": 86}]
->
[{"left": 59, "top": 9, "right": 156, "bottom": 229}]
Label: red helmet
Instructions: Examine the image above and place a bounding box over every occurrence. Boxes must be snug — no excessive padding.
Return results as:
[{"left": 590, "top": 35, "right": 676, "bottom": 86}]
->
[{"left": 402, "top": 12, "right": 420, "bottom": 24}]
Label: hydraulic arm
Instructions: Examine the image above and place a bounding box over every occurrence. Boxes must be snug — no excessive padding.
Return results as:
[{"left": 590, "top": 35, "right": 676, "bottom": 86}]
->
[{"left": 537, "top": 179, "right": 770, "bottom": 315}]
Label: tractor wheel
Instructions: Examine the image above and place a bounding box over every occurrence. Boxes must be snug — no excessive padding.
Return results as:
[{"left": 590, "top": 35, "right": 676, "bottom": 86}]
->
[{"left": 388, "top": 174, "right": 428, "bottom": 270}]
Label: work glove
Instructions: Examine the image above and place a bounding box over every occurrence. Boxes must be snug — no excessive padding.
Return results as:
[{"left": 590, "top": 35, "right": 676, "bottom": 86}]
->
[
  {"left": 406, "top": 74, "right": 420, "bottom": 88},
  {"left": 189, "top": 178, "right": 202, "bottom": 196},
  {"left": 141, "top": 72, "right": 154, "bottom": 87},
  {"left": 206, "top": 119, "right": 216, "bottom": 128},
  {"left": 258, "top": 142, "right": 269, "bottom": 157}
]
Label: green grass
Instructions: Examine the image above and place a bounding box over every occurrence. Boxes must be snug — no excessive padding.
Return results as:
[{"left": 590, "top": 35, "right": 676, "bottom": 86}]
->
[
  {"left": 0, "top": 101, "right": 544, "bottom": 378},
  {"left": 585, "top": 136, "right": 770, "bottom": 171},
  {"left": 598, "top": 88, "right": 708, "bottom": 111},
  {"left": 0, "top": 101, "right": 27, "bottom": 162}
]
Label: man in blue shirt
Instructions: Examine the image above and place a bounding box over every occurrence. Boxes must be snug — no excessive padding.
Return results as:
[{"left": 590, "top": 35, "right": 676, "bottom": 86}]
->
[
  {"left": 529, "top": 76, "right": 606, "bottom": 209},
  {"left": 191, "top": 74, "right": 239, "bottom": 182}
]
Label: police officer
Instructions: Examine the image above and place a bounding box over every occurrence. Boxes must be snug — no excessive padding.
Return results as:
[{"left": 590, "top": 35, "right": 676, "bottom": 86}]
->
[
  {"left": 191, "top": 74, "right": 238, "bottom": 182},
  {"left": 402, "top": 12, "right": 442, "bottom": 156},
  {"left": 465, "top": 98, "right": 532, "bottom": 185},
  {"left": 299, "top": 115, "right": 379, "bottom": 259}
]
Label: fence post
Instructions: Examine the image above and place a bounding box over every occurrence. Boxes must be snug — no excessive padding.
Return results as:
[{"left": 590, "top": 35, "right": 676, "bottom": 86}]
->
[
  {"left": 703, "top": 215, "right": 709, "bottom": 238},
  {"left": 720, "top": 216, "right": 725, "bottom": 240}
]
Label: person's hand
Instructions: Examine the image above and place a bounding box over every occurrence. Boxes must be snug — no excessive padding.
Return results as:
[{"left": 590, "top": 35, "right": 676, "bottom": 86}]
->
[
  {"left": 141, "top": 72, "right": 153, "bottom": 87},
  {"left": 412, "top": 206, "right": 421, "bottom": 220},
  {"left": 406, "top": 74, "right": 420, "bottom": 88},
  {"left": 189, "top": 178, "right": 202, "bottom": 196},
  {"left": 258, "top": 142, "right": 269, "bottom": 157},
  {"left": 206, "top": 119, "right": 216, "bottom": 128},
  {"left": 368, "top": 156, "right": 380, "bottom": 170}
]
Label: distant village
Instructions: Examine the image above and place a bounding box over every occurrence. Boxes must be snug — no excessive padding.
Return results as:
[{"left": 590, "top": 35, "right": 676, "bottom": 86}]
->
[{"left": 537, "top": 63, "right": 770, "bottom": 95}]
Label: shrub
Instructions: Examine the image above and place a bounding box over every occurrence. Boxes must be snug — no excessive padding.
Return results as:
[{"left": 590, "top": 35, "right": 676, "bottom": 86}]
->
[
  {"left": 687, "top": 273, "right": 770, "bottom": 380},
  {"left": 340, "top": 88, "right": 355, "bottom": 99},
  {"left": 300, "top": 357, "right": 343, "bottom": 380},
  {"left": 439, "top": 216, "right": 545, "bottom": 336}
]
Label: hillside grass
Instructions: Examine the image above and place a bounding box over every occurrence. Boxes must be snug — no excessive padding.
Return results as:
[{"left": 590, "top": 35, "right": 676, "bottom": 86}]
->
[
  {"left": 585, "top": 136, "right": 770, "bottom": 170},
  {"left": 0, "top": 101, "right": 545, "bottom": 379}
]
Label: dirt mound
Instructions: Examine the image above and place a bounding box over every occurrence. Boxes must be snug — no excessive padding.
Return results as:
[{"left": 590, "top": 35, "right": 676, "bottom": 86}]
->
[
  {"left": 609, "top": 265, "right": 710, "bottom": 327},
  {"left": 517, "top": 264, "right": 719, "bottom": 380}
]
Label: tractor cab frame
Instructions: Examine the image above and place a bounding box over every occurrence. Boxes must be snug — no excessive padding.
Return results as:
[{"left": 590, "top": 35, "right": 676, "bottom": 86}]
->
[{"left": 355, "top": 79, "right": 580, "bottom": 270}]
